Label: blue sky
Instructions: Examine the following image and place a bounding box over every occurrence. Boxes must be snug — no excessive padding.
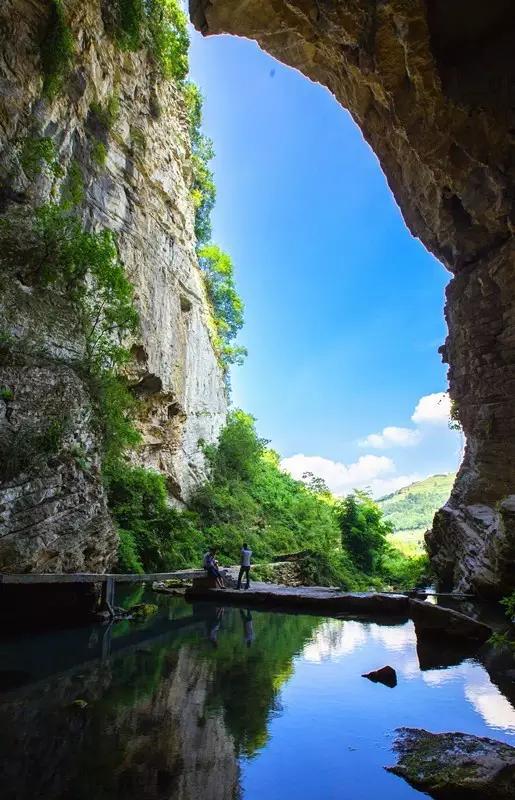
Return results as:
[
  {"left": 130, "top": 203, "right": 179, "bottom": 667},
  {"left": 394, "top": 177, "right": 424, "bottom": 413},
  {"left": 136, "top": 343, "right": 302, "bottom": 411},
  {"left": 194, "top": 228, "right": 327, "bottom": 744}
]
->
[{"left": 189, "top": 30, "right": 462, "bottom": 496}]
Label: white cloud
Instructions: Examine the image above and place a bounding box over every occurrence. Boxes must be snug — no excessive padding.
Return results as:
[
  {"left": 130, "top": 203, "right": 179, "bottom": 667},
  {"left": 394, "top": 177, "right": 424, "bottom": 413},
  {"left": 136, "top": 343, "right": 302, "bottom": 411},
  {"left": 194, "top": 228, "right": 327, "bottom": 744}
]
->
[
  {"left": 359, "top": 426, "right": 421, "bottom": 449},
  {"left": 411, "top": 391, "right": 451, "bottom": 425},
  {"left": 282, "top": 389, "right": 458, "bottom": 499},
  {"left": 369, "top": 473, "right": 423, "bottom": 498},
  {"left": 280, "top": 452, "right": 403, "bottom": 497}
]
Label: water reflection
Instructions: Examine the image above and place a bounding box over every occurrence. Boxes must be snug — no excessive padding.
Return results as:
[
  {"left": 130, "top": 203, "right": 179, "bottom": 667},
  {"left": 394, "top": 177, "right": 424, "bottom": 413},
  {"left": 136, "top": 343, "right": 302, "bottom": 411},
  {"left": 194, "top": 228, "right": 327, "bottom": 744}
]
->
[{"left": 0, "top": 596, "right": 514, "bottom": 800}]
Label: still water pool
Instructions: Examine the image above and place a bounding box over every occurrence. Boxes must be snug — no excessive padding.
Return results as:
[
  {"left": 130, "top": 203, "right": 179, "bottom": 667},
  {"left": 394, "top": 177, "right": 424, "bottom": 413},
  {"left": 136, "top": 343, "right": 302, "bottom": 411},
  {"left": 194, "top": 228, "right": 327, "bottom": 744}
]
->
[{"left": 1, "top": 592, "right": 514, "bottom": 800}]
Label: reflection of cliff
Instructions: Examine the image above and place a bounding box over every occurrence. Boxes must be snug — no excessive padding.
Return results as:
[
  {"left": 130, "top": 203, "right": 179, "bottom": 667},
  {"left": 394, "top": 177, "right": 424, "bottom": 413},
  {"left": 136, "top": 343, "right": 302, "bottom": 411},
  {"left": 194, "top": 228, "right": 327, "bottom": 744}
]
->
[
  {"left": 0, "top": 602, "right": 321, "bottom": 799},
  {"left": 0, "top": 645, "right": 240, "bottom": 800},
  {"left": 197, "top": 605, "right": 320, "bottom": 756}
]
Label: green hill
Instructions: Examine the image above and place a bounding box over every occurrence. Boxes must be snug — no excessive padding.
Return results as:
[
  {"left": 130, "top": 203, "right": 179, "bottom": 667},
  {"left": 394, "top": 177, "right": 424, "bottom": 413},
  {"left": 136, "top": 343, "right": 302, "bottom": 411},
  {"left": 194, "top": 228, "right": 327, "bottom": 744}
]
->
[{"left": 378, "top": 473, "right": 455, "bottom": 554}]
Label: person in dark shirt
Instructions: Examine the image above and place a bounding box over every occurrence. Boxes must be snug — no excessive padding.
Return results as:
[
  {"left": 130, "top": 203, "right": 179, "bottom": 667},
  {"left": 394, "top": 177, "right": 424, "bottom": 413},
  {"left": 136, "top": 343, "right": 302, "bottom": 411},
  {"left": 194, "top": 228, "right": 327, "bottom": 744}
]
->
[{"left": 202, "top": 547, "right": 225, "bottom": 589}]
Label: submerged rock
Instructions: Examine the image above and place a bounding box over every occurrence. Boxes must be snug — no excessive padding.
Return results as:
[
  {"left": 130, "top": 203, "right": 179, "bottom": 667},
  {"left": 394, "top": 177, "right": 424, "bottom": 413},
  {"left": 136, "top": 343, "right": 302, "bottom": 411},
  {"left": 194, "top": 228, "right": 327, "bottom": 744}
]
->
[
  {"left": 130, "top": 603, "right": 158, "bottom": 620},
  {"left": 387, "top": 727, "right": 515, "bottom": 799},
  {"left": 362, "top": 665, "right": 397, "bottom": 688}
]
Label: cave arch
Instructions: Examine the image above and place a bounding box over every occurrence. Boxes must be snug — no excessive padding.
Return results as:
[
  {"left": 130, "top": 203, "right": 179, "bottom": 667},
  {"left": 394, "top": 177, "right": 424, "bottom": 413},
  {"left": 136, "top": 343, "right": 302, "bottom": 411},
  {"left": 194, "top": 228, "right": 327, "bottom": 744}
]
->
[{"left": 190, "top": 0, "right": 515, "bottom": 595}]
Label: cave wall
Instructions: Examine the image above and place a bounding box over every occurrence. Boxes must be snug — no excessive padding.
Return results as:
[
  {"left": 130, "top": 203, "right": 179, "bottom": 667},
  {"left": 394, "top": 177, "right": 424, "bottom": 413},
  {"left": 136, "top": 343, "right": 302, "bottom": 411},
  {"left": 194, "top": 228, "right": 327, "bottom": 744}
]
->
[
  {"left": 0, "top": 0, "right": 227, "bottom": 572},
  {"left": 189, "top": 0, "right": 515, "bottom": 594}
]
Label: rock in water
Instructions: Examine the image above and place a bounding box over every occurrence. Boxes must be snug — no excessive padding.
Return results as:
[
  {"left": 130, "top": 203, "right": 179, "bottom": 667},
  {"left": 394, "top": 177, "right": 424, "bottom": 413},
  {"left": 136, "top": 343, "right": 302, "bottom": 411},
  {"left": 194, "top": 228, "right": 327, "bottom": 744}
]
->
[
  {"left": 387, "top": 728, "right": 515, "bottom": 799},
  {"left": 362, "top": 665, "right": 397, "bottom": 688},
  {"left": 409, "top": 599, "right": 493, "bottom": 642}
]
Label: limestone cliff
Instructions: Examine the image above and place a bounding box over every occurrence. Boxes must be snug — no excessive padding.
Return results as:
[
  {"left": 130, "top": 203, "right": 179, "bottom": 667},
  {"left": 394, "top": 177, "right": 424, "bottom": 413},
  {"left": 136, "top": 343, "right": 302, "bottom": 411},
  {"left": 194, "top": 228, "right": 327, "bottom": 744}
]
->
[
  {"left": 0, "top": 0, "right": 227, "bottom": 572},
  {"left": 190, "top": 0, "right": 515, "bottom": 595}
]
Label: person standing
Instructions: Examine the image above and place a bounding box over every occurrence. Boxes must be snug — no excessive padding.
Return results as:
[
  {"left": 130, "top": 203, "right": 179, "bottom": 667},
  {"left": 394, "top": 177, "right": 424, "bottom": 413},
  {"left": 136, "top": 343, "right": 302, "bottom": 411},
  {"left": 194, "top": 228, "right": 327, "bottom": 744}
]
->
[{"left": 237, "top": 543, "right": 252, "bottom": 590}]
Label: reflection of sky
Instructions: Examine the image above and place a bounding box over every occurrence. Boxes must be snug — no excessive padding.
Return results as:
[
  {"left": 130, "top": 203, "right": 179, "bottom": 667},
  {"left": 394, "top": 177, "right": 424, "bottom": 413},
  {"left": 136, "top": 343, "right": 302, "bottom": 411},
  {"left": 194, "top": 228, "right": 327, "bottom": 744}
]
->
[
  {"left": 423, "top": 661, "right": 515, "bottom": 733},
  {"left": 303, "top": 619, "right": 515, "bottom": 733},
  {"left": 241, "top": 617, "right": 515, "bottom": 800},
  {"left": 303, "top": 620, "right": 420, "bottom": 679}
]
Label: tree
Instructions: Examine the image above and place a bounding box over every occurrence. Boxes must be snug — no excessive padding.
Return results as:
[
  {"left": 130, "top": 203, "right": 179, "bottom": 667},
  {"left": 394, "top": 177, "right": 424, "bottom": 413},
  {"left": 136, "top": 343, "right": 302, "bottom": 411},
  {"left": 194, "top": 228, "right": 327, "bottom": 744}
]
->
[
  {"left": 336, "top": 491, "right": 392, "bottom": 573},
  {"left": 302, "top": 471, "right": 330, "bottom": 495}
]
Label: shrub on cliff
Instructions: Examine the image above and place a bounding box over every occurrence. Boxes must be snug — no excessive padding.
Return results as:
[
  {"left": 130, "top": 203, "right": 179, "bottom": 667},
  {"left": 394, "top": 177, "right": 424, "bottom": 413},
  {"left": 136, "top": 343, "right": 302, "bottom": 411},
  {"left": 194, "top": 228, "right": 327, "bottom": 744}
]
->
[
  {"left": 111, "top": 0, "right": 189, "bottom": 81},
  {"left": 198, "top": 245, "right": 247, "bottom": 371},
  {"left": 105, "top": 461, "right": 203, "bottom": 572},
  {"left": 40, "top": 0, "right": 74, "bottom": 99}
]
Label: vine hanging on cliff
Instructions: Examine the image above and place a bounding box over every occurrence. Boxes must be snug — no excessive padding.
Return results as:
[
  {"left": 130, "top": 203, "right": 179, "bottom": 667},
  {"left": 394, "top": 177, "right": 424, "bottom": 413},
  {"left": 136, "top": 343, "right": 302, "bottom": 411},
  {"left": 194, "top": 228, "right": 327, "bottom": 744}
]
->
[
  {"left": 198, "top": 244, "right": 247, "bottom": 371},
  {"left": 40, "top": 0, "right": 74, "bottom": 99},
  {"left": 184, "top": 82, "right": 217, "bottom": 246}
]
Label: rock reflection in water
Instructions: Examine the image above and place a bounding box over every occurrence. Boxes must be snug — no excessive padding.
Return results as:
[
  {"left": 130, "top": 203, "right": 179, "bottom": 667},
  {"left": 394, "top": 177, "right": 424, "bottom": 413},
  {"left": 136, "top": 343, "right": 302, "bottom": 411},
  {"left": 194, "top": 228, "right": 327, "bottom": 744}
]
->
[{"left": 0, "top": 599, "right": 320, "bottom": 800}]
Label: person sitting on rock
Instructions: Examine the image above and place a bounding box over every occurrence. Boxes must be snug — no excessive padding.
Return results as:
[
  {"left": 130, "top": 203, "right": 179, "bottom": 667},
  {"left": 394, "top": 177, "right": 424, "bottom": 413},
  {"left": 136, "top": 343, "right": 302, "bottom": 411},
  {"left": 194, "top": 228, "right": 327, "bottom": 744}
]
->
[{"left": 203, "top": 547, "right": 225, "bottom": 589}]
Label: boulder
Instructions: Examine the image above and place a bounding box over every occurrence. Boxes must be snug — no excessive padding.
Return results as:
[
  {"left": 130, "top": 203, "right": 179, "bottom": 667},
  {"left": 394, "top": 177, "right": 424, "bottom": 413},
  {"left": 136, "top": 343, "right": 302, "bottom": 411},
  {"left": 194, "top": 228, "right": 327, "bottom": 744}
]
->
[
  {"left": 362, "top": 665, "right": 397, "bottom": 688},
  {"left": 388, "top": 727, "right": 515, "bottom": 800},
  {"left": 192, "top": 575, "right": 219, "bottom": 591},
  {"left": 409, "top": 599, "right": 492, "bottom": 642}
]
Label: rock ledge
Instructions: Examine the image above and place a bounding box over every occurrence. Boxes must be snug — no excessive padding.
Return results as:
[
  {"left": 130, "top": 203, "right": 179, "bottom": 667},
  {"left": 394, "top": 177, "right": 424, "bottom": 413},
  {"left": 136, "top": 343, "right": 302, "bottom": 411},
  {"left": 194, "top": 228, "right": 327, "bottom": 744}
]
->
[{"left": 387, "top": 727, "right": 515, "bottom": 800}]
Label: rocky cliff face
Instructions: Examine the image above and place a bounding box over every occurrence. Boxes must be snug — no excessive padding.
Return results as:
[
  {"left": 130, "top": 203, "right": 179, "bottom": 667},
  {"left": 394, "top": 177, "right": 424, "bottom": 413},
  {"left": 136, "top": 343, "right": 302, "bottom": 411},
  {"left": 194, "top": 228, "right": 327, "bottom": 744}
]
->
[
  {"left": 190, "top": 0, "right": 515, "bottom": 595},
  {"left": 0, "top": 0, "right": 227, "bottom": 572}
]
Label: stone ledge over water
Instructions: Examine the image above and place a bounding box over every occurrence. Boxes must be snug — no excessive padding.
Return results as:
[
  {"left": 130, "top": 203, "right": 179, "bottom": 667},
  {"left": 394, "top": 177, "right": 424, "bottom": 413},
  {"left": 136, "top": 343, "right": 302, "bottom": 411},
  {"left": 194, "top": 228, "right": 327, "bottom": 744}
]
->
[
  {"left": 186, "top": 584, "right": 410, "bottom": 617},
  {"left": 387, "top": 727, "right": 515, "bottom": 800}
]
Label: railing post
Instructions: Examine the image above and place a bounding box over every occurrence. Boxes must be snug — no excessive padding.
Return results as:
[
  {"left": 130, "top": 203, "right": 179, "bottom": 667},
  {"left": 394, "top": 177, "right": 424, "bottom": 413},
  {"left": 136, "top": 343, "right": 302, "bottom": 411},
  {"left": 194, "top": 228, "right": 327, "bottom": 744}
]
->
[{"left": 99, "top": 576, "right": 115, "bottom": 617}]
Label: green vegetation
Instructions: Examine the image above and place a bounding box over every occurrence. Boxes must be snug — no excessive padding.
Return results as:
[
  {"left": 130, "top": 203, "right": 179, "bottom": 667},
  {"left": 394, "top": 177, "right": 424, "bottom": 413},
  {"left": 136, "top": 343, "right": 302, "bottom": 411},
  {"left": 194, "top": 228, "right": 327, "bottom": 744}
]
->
[
  {"left": 105, "top": 461, "right": 201, "bottom": 573},
  {"left": 110, "top": 410, "right": 426, "bottom": 590},
  {"left": 1, "top": 417, "right": 68, "bottom": 482},
  {"left": 91, "top": 140, "right": 108, "bottom": 168},
  {"left": 112, "top": 0, "right": 189, "bottom": 80},
  {"left": 110, "top": 411, "right": 342, "bottom": 574},
  {"left": 489, "top": 591, "right": 515, "bottom": 650},
  {"left": 378, "top": 473, "right": 455, "bottom": 554},
  {"left": 0, "top": 386, "right": 13, "bottom": 401},
  {"left": 338, "top": 491, "right": 392, "bottom": 573},
  {"left": 40, "top": 0, "right": 74, "bottom": 99},
  {"left": 24, "top": 204, "right": 139, "bottom": 373},
  {"left": 130, "top": 126, "right": 147, "bottom": 153},
  {"left": 91, "top": 93, "right": 121, "bottom": 131},
  {"left": 183, "top": 84, "right": 246, "bottom": 372},
  {"left": 19, "top": 137, "right": 62, "bottom": 179},
  {"left": 198, "top": 245, "right": 247, "bottom": 371},
  {"left": 337, "top": 490, "right": 430, "bottom": 588},
  {"left": 449, "top": 399, "right": 462, "bottom": 432},
  {"left": 61, "top": 160, "right": 85, "bottom": 208},
  {"left": 184, "top": 82, "right": 216, "bottom": 246},
  {"left": 0, "top": 199, "right": 140, "bottom": 474},
  {"left": 501, "top": 592, "right": 515, "bottom": 620}
]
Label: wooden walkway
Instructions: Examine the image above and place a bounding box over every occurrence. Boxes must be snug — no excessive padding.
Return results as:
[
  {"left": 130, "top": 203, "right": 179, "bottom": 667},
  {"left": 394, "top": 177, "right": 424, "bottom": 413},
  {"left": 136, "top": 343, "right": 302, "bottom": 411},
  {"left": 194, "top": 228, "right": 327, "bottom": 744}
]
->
[
  {"left": 0, "top": 570, "right": 204, "bottom": 584},
  {"left": 0, "top": 570, "right": 205, "bottom": 618}
]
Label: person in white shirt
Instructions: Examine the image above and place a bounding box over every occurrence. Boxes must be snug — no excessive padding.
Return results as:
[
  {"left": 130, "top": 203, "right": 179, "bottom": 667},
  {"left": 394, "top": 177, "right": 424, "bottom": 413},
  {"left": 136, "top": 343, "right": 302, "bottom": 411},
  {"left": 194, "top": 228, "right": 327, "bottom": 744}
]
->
[{"left": 237, "top": 543, "right": 252, "bottom": 590}]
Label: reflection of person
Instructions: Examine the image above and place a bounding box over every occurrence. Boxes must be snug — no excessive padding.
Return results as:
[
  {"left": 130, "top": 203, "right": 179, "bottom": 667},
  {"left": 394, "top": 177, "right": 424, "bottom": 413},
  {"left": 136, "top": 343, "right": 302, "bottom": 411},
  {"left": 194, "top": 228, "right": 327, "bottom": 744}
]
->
[
  {"left": 203, "top": 547, "right": 225, "bottom": 589},
  {"left": 240, "top": 609, "right": 254, "bottom": 648},
  {"left": 237, "top": 543, "right": 252, "bottom": 590},
  {"left": 208, "top": 607, "right": 225, "bottom": 648}
]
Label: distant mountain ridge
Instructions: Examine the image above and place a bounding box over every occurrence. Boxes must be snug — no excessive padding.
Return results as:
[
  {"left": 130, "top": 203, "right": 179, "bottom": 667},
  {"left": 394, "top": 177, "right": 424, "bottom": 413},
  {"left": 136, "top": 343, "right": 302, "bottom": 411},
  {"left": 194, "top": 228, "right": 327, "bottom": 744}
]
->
[{"left": 378, "top": 473, "right": 455, "bottom": 535}]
